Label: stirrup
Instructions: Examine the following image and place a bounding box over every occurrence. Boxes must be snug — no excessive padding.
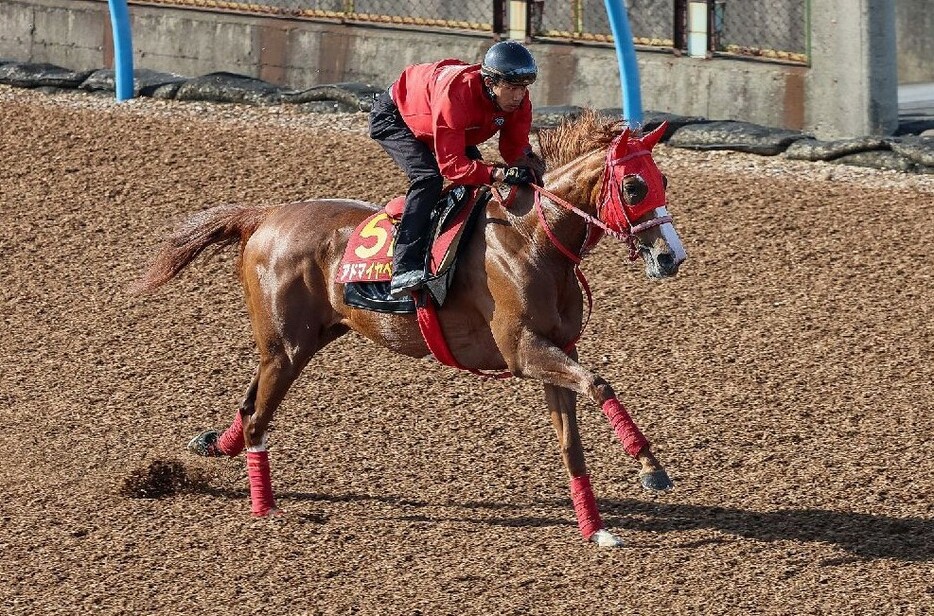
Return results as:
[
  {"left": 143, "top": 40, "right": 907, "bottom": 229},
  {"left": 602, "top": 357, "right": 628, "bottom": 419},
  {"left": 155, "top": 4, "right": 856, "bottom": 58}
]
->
[{"left": 388, "top": 270, "right": 427, "bottom": 299}]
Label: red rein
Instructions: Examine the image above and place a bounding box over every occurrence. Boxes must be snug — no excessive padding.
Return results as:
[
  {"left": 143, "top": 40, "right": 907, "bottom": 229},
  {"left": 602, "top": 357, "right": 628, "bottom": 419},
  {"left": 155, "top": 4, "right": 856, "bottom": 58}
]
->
[{"left": 531, "top": 176, "right": 671, "bottom": 263}]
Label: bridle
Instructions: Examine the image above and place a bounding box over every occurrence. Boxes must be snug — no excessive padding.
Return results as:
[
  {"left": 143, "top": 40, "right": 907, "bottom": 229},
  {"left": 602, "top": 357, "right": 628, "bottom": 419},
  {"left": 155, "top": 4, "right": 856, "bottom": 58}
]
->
[
  {"left": 597, "top": 132, "right": 673, "bottom": 259},
  {"left": 524, "top": 139, "right": 674, "bottom": 355},
  {"left": 475, "top": 135, "right": 674, "bottom": 373},
  {"left": 530, "top": 139, "right": 673, "bottom": 263}
]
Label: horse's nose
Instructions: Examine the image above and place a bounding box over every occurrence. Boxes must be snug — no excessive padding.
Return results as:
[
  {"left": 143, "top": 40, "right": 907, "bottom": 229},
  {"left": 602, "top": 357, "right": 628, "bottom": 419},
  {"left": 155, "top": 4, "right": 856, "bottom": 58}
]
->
[{"left": 657, "top": 252, "right": 679, "bottom": 276}]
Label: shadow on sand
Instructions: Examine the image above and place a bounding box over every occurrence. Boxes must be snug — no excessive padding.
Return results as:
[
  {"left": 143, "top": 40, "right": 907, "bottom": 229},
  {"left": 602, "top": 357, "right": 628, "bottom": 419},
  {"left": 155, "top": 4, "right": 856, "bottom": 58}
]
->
[
  {"left": 295, "top": 491, "right": 932, "bottom": 562},
  {"left": 598, "top": 498, "right": 933, "bottom": 562},
  {"left": 189, "top": 484, "right": 932, "bottom": 562}
]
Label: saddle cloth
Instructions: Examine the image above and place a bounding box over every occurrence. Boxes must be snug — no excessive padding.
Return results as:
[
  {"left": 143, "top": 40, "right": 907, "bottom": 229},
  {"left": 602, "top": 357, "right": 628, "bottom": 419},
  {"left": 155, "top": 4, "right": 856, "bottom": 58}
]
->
[{"left": 339, "top": 186, "right": 490, "bottom": 314}]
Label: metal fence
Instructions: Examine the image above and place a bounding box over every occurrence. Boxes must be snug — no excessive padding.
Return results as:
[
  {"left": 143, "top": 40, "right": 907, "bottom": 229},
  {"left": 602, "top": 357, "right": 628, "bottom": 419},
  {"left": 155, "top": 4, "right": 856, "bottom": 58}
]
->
[
  {"left": 132, "top": 0, "right": 808, "bottom": 63},
  {"left": 714, "top": 0, "right": 808, "bottom": 62}
]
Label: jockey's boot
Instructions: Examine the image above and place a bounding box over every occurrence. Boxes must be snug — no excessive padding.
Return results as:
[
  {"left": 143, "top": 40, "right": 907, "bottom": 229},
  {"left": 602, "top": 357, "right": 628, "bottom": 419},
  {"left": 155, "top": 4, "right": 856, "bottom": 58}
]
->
[
  {"left": 389, "top": 176, "right": 441, "bottom": 299},
  {"left": 388, "top": 242, "right": 428, "bottom": 299}
]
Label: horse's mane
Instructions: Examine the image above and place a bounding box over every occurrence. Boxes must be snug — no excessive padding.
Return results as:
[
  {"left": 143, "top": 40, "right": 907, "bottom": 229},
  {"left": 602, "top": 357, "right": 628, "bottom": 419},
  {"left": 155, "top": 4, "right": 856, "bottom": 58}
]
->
[{"left": 537, "top": 109, "right": 626, "bottom": 168}]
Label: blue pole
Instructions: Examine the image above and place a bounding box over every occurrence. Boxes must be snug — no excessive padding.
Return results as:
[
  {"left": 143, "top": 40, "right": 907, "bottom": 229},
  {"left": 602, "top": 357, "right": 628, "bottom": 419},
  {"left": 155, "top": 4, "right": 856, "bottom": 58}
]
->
[
  {"left": 107, "top": 0, "right": 134, "bottom": 101},
  {"left": 603, "top": 0, "right": 643, "bottom": 125}
]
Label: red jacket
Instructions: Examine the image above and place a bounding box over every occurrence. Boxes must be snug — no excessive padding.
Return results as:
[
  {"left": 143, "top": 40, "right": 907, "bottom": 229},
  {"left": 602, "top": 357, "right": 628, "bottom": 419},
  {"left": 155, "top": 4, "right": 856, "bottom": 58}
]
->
[{"left": 391, "top": 59, "right": 533, "bottom": 185}]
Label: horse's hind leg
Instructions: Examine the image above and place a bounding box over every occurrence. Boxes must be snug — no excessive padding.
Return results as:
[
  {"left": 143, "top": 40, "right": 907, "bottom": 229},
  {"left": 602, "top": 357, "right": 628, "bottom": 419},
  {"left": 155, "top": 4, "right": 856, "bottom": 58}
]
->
[
  {"left": 187, "top": 372, "right": 258, "bottom": 458},
  {"left": 239, "top": 287, "right": 350, "bottom": 516},
  {"left": 240, "top": 354, "right": 302, "bottom": 516}
]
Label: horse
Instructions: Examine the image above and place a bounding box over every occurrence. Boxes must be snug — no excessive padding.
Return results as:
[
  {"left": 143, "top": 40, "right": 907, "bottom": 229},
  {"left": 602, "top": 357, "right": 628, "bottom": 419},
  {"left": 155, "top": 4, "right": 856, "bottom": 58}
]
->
[{"left": 133, "top": 110, "right": 687, "bottom": 548}]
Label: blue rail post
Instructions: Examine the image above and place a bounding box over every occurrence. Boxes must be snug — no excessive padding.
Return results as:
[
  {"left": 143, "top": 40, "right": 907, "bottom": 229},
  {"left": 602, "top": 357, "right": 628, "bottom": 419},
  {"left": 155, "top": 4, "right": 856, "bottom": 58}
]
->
[
  {"left": 107, "top": 0, "right": 134, "bottom": 101},
  {"left": 603, "top": 0, "right": 643, "bottom": 126}
]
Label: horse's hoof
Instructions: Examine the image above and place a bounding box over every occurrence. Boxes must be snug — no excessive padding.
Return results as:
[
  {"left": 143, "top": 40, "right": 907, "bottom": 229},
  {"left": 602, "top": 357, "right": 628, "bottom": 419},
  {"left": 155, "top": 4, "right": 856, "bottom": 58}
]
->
[
  {"left": 589, "top": 529, "right": 624, "bottom": 548},
  {"left": 187, "top": 430, "right": 224, "bottom": 457},
  {"left": 640, "top": 469, "right": 674, "bottom": 492}
]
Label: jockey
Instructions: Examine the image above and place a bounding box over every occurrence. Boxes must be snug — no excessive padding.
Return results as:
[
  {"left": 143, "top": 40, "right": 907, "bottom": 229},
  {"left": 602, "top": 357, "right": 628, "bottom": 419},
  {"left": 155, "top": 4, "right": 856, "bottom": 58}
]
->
[{"left": 369, "top": 40, "right": 544, "bottom": 299}]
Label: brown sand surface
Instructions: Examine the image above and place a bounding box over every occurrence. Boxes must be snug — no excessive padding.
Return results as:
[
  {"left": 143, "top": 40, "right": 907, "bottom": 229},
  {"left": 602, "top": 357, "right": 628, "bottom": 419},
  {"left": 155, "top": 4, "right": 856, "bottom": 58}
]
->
[{"left": 0, "top": 86, "right": 932, "bottom": 615}]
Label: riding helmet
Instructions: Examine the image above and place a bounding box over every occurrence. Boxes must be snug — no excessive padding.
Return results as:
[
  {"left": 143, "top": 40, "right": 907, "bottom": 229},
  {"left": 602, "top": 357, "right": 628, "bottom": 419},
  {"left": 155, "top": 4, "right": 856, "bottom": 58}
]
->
[{"left": 480, "top": 41, "right": 538, "bottom": 86}]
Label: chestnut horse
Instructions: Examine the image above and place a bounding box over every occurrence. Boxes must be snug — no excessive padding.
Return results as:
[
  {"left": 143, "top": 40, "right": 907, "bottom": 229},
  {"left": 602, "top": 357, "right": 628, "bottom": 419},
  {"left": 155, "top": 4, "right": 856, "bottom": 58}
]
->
[{"left": 134, "top": 111, "right": 686, "bottom": 548}]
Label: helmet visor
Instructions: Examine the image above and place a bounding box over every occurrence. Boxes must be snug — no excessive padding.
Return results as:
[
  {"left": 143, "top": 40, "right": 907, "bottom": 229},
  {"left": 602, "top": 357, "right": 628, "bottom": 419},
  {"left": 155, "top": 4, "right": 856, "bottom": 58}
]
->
[
  {"left": 482, "top": 66, "right": 537, "bottom": 86},
  {"left": 502, "top": 74, "right": 536, "bottom": 86}
]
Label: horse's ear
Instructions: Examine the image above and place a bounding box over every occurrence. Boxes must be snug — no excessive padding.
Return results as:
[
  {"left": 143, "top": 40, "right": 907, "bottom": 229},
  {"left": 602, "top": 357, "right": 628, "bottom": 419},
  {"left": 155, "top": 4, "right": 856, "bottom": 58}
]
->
[
  {"left": 641, "top": 121, "right": 669, "bottom": 150},
  {"left": 616, "top": 127, "right": 631, "bottom": 152}
]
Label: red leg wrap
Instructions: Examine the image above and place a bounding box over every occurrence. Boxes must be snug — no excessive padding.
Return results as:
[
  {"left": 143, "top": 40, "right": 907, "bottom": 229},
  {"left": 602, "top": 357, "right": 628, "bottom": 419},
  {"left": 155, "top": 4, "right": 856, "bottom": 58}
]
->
[
  {"left": 602, "top": 398, "right": 649, "bottom": 458},
  {"left": 217, "top": 411, "right": 245, "bottom": 457},
  {"left": 246, "top": 450, "right": 276, "bottom": 516},
  {"left": 570, "top": 474, "right": 603, "bottom": 540}
]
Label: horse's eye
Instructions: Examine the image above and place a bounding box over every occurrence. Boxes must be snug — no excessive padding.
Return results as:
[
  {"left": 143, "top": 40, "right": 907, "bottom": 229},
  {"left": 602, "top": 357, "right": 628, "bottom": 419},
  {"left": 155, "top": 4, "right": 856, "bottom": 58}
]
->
[{"left": 622, "top": 176, "right": 647, "bottom": 205}]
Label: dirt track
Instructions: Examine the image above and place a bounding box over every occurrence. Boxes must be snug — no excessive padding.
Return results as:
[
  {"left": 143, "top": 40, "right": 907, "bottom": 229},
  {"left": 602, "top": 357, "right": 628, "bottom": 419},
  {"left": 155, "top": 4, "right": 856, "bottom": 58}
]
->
[{"left": 1, "top": 86, "right": 932, "bottom": 615}]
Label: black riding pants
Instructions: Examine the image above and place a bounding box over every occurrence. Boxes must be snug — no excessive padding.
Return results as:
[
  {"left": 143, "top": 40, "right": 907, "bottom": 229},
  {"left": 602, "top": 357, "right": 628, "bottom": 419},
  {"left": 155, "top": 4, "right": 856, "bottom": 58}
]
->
[{"left": 368, "top": 90, "right": 481, "bottom": 275}]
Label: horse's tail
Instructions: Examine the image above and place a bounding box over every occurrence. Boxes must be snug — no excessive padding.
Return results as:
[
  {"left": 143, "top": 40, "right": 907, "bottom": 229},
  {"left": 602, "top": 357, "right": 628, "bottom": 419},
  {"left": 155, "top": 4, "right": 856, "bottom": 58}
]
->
[{"left": 130, "top": 203, "right": 275, "bottom": 295}]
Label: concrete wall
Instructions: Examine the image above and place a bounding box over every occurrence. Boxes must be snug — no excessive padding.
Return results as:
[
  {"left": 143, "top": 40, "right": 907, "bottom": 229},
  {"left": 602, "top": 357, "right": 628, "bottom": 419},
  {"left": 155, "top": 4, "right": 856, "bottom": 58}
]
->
[
  {"left": 0, "top": 0, "right": 914, "bottom": 139},
  {"left": 896, "top": 0, "right": 934, "bottom": 84},
  {"left": 0, "top": 0, "right": 805, "bottom": 128},
  {"left": 0, "top": 0, "right": 109, "bottom": 69},
  {"left": 807, "top": 0, "right": 899, "bottom": 139}
]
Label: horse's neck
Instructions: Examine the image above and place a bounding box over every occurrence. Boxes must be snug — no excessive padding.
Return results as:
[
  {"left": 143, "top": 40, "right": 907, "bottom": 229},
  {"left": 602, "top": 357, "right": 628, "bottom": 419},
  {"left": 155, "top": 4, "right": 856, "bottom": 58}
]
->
[{"left": 531, "top": 150, "right": 605, "bottom": 257}]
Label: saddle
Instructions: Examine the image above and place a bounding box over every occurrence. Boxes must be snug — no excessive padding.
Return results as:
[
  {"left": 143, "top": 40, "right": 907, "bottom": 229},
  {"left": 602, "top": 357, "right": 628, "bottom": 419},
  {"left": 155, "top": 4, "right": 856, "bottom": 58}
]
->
[{"left": 338, "top": 185, "right": 491, "bottom": 314}]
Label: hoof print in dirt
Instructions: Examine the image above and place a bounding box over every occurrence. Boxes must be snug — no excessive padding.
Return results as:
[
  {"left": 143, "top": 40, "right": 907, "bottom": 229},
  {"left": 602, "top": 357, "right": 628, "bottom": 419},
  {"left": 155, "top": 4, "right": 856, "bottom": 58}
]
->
[{"left": 121, "top": 459, "right": 210, "bottom": 499}]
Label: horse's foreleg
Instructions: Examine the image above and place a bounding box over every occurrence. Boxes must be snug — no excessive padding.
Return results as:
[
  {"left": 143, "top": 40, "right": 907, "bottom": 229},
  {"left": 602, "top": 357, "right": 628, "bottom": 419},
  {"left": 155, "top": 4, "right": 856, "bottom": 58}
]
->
[
  {"left": 545, "top": 382, "right": 624, "bottom": 547},
  {"left": 602, "top": 398, "right": 672, "bottom": 491},
  {"left": 514, "top": 335, "right": 671, "bottom": 490}
]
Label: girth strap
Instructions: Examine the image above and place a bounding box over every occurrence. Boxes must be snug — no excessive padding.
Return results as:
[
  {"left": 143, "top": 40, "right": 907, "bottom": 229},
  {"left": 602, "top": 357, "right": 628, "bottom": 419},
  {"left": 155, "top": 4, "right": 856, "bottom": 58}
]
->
[
  {"left": 416, "top": 296, "right": 513, "bottom": 379},
  {"left": 415, "top": 294, "right": 582, "bottom": 379}
]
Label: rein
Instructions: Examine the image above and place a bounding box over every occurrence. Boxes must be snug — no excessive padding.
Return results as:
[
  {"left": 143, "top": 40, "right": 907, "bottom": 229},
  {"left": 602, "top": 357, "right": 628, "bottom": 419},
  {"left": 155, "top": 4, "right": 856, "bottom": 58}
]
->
[
  {"left": 525, "top": 172, "right": 672, "bottom": 359},
  {"left": 530, "top": 179, "right": 673, "bottom": 261},
  {"left": 417, "top": 145, "right": 674, "bottom": 380},
  {"left": 529, "top": 185, "right": 594, "bottom": 355}
]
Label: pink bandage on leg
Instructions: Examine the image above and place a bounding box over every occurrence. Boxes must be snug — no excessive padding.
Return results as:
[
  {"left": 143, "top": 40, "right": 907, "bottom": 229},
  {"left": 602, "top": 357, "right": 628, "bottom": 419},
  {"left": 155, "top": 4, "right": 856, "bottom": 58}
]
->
[
  {"left": 246, "top": 450, "right": 276, "bottom": 516},
  {"left": 602, "top": 398, "right": 649, "bottom": 458},
  {"left": 570, "top": 474, "right": 603, "bottom": 540},
  {"left": 217, "top": 411, "right": 245, "bottom": 457}
]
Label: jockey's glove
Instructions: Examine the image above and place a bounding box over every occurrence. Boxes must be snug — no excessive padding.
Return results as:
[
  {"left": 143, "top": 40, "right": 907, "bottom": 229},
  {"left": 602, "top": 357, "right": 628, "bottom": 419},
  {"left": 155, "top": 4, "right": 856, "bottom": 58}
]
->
[{"left": 502, "top": 166, "right": 539, "bottom": 186}]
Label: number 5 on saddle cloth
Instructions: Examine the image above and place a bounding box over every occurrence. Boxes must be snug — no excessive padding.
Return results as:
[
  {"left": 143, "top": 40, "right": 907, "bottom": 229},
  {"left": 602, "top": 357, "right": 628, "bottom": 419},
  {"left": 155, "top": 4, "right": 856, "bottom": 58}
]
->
[{"left": 338, "top": 185, "right": 492, "bottom": 314}]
